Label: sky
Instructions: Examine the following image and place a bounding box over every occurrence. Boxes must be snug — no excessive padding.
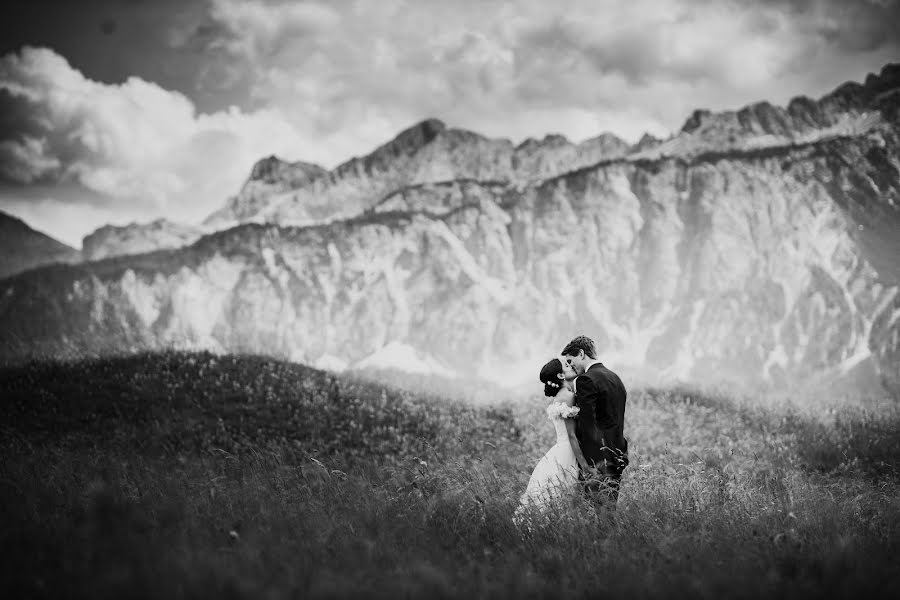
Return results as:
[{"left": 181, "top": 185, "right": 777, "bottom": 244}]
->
[{"left": 1, "top": 0, "right": 898, "bottom": 248}]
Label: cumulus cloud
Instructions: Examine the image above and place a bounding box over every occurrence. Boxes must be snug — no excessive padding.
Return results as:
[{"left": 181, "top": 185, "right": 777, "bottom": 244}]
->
[
  {"left": 194, "top": 0, "right": 898, "bottom": 147},
  {"left": 0, "top": 136, "right": 60, "bottom": 183},
  {"left": 0, "top": 46, "right": 314, "bottom": 238},
  {"left": 1, "top": 0, "right": 898, "bottom": 244},
  {"left": 209, "top": 0, "right": 341, "bottom": 58}
]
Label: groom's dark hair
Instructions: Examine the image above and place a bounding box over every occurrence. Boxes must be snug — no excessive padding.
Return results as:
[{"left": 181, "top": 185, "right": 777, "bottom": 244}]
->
[{"left": 561, "top": 335, "right": 597, "bottom": 359}]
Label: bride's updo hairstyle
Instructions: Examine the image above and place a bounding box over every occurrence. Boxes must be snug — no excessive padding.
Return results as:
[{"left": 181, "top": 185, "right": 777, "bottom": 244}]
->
[{"left": 539, "top": 358, "right": 565, "bottom": 397}]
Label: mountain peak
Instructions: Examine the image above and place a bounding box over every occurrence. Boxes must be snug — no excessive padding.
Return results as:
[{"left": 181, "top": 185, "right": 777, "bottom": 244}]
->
[
  {"left": 343, "top": 118, "right": 448, "bottom": 176},
  {"left": 631, "top": 132, "right": 663, "bottom": 153},
  {"left": 543, "top": 133, "right": 571, "bottom": 146},
  {"left": 583, "top": 132, "right": 627, "bottom": 144},
  {"left": 850, "top": 62, "right": 900, "bottom": 97},
  {"left": 380, "top": 118, "right": 447, "bottom": 154},
  {"left": 415, "top": 117, "right": 447, "bottom": 134},
  {"left": 251, "top": 155, "right": 285, "bottom": 180},
  {"left": 681, "top": 109, "right": 713, "bottom": 134},
  {"left": 249, "top": 156, "right": 327, "bottom": 185},
  {"left": 577, "top": 132, "right": 630, "bottom": 160},
  {"left": 515, "top": 133, "right": 572, "bottom": 151}
]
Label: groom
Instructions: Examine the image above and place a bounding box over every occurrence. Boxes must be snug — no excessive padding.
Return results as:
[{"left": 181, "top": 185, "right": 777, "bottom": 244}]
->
[{"left": 561, "top": 335, "right": 629, "bottom": 511}]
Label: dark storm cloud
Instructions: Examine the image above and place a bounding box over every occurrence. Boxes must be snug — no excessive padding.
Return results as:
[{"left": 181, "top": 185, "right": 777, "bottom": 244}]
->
[
  {"left": 0, "top": 89, "right": 55, "bottom": 183},
  {"left": 715, "top": 0, "right": 900, "bottom": 52},
  {"left": 812, "top": 1, "right": 900, "bottom": 53}
]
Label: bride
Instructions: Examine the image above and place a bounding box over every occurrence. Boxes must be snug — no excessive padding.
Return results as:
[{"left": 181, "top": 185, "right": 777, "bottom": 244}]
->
[{"left": 513, "top": 357, "right": 588, "bottom": 524}]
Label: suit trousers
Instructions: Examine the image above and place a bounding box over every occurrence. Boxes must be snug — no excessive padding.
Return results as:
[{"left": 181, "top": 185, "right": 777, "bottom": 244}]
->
[{"left": 579, "top": 462, "right": 623, "bottom": 512}]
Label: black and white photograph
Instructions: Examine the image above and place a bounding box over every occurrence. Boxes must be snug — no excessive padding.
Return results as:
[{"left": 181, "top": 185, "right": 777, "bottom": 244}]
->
[{"left": 1, "top": 0, "right": 899, "bottom": 597}]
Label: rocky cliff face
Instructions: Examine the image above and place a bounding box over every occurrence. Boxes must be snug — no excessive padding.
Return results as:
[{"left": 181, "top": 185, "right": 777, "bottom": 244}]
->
[
  {"left": 0, "top": 211, "right": 81, "bottom": 279},
  {"left": 2, "top": 65, "right": 899, "bottom": 395},
  {"left": 82, "top": 219, "right": 205, "bottom": 261}
]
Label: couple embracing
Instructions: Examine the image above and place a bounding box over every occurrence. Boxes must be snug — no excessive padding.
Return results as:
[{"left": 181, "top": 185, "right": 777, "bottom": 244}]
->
[{"left": 514, "top": 335, "right": 629, "bottom": 524}]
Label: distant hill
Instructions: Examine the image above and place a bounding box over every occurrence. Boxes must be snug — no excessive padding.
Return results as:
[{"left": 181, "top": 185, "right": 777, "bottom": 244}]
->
[{"left": 0, "top": 210, "right": 81, "bottom": 279}]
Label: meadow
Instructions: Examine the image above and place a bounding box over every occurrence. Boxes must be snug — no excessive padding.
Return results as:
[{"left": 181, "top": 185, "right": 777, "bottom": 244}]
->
[{"left": 1, "top": 351, "right": 899, "bottom": 599}]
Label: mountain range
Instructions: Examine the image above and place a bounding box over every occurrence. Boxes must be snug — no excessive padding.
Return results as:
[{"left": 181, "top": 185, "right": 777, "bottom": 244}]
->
[
  {"left": 2, "top": 63, "right": 899, "bottom": 395},
  {"left": 201, "top": 120, "right": 634, "bottom": 230}
]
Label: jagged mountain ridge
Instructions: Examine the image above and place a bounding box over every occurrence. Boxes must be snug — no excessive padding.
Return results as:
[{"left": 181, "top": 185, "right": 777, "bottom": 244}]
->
[
  {"left": 82, "top": 219, "right": 205, "bottom": 261},
  {"left": 83, "top": 65, "right": 897, "bottom": 263},
  {"left": 0, "top": 211, "right": 81, "bottom": 279},
  {"left": 1, "top": 64, "right": 899, "bottom": 395},
  {"left": 203, "top": 119, "right": 632, "bottom": 229},
  {"left": 78, "top": 156, "right": 324, "bottom": 261},
  {"left": 204, "top": 65, "right": 898, "bottom": 234},
  {"left": 635, "top": 63, "right": 900, "bottom": 160}
]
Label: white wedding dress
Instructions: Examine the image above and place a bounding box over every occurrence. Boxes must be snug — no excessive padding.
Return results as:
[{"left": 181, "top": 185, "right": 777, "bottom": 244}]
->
[{"left": 513, "top": 401, "right": 580, "bottom": 524}]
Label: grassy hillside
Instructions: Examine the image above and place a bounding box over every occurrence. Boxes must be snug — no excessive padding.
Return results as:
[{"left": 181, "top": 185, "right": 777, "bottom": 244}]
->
[
  {"left": 2, "top": 352, "right": 899, "bottom": 598},
  {"left": 0, "top": 352, "right": 519, "bottom": 466}
]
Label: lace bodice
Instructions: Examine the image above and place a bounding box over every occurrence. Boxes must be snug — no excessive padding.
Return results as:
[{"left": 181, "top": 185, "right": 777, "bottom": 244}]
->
[{"left": 546, "top": 401, "right": 578, "bottom": 443}]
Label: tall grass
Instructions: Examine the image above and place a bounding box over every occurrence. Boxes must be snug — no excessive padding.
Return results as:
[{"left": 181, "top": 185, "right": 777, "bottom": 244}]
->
[{"left": 2, "top": 353, "right": 899, "bottom": 598}]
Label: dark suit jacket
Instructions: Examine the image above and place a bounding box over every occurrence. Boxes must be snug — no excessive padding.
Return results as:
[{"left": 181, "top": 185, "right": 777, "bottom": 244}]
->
[{"left": 574, "top": 362, "right": 629, "bottom": 474}]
